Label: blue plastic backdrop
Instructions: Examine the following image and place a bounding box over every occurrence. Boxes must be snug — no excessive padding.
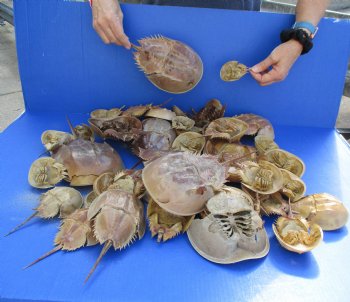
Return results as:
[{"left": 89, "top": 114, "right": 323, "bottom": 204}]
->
[{"left": 0, "top": 1, "right": 350, "bottom": 301}]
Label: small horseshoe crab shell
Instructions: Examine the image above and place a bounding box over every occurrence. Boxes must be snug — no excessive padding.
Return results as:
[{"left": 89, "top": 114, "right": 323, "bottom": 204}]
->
[
  {"left": 187, "top": 187, "right": 269, "bottom": 264},
  {"left": 265, "top": 149, "right": 305, "bottom": 177},
  {"left": 240, "top": 160, "right": 284, "bottom": 195},
  {"left": 133, "top": 35, "right": 203, "bottom": 94},
  {"left": 254, "top": 135, "right": 279, "bottom": 155},
  {"left": 172, "top": 132, "right": 206, "bottom": 154},
  {"left": 220, "top": 61, "right": 248, "bottom": 82},
  {"left": 88, "top": 116, "right": 142, "bottom": 142},
  {"left": 192, "top": 99, "right": 226, "bottom": 127},
  {"left": 90, "top": 108, "right": 124, "bottom": 120},
  {"left": 205, "top": 118, "right": 248, "bottom": 143},
  {"left": 273, "top": 217, "right": 323, "bottom": 254},
  {"left": 280, "top": 169, "right": 306, "bottom": 202},
  {"left": 41, "top": 130, "right": 74, "bottom": 152},
  {"left": 142, "top": 152, "right": 227, "bottom": 216},
  {"left": 290, "top": 193, "right": 349, "bottom": 230},
  {"left": 235, "top": 113, "right": 275, "bottom": 140}
]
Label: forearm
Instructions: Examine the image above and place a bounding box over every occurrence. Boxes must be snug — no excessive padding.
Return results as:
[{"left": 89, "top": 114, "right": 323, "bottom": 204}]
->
[{"left": 295, "top": 0, "right": 330, "bottom": 26}]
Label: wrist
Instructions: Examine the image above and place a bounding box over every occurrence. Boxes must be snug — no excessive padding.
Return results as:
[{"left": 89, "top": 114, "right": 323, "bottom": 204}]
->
[{"left": 280, "top": 28, "right": 313, "bottom": 55}]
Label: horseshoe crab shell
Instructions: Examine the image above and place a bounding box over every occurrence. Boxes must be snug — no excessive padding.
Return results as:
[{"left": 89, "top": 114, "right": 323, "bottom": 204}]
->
[
  {"left": 187, "top": 187, "right": 269, "bottom": 264},
  {"left": 273, "top": 217, "right": 323, "bottom": 254},
  {"left": 204, "top": 118, "right": 248, "bottom": 143},
  {"left": 133, "top": 35, "right": 203, "bottom": 94},
  {"left": 142, "top": 152, "right": 227, "bottom": 216},
  {"left": 265, "top": 149, "right": 305, "bottom": 177}
]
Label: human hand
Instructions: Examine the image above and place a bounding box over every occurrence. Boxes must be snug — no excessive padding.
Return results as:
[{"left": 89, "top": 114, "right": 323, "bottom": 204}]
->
[
  {"left": 250, "top": 39, "right": 303, "bottom": 86},
  {"left": 92, "top": 0, "right": 131, "bottom": 49}
]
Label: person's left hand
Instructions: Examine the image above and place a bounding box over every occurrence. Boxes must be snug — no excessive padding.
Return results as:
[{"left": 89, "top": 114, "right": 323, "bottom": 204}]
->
[{"left": 250, "top": 39, "right": 303, "bottom": 86}]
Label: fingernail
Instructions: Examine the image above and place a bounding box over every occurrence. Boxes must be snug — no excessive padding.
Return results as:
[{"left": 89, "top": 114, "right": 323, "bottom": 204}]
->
[{"left": 251, "top": 66, "right": 258, "bottom": 73}]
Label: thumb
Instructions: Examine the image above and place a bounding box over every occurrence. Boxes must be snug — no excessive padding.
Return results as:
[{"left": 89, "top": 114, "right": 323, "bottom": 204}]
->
[{"left": 251, "top": 56, "right": 275, "bottom": 73}]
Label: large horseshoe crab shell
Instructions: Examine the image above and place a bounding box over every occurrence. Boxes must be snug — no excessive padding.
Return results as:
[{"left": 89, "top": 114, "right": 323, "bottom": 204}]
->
[
  {"left": 187, "top": 187, "right": 269, "bottom": 264},
  {"left": 133, "top": 36, "right": 203, "bottom": 94}
]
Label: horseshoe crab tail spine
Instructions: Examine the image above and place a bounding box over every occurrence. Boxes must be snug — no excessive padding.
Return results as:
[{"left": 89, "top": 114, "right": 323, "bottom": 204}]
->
[
  {"left": 131, "top": 43, "right": 141, "bottom": 51},
  {"left": 4, "top": 212, "right": 38, "bottom": 237},
  {"left": 84, "top": 240, "right": 113, "bottom": 284},
  {"left": 23, "top": 245, "right": 62, "bottom": 269},
  {"left": 66, "top": 115, "right": 77, "bottom": 137}
]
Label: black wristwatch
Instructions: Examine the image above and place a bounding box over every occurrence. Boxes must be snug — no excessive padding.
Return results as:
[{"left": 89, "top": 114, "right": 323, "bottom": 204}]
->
[{"left": 280, "top": 28, "right": 313, "bottom": 55}]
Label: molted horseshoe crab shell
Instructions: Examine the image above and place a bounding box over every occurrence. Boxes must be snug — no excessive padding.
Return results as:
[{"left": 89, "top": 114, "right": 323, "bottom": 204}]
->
[
  {"left": 142, "top": 152, "right": 227, "bottom": 216},
  {"left": 187, "top": 187, "right": 269, "bottom": 264},
  {"left": 172, "top": 132, "right": 206, "bottom": 154},
  {"left": 291, "top": 193, "right": 349, "bottom": 230},
  {"left": 280, "top": 169, "right": 306, "bottom": 202},
  {"left": 273, "top": 217, "right": 323, "bottom": 254},
  {"left": 41, "top": 130, "right": 74, "bottom": 152},
  {"left": 205, "top": 118, "right": 248, "bottom": 143},
  {"left": 254, "top": 135, "right": 279, "bottom": 155},
  {"left": 240, "top": 160, "right": 284, "bottom": 195},
  {"left": 133, "top": 35, "right": 203, "bottom": 94},
  {"left": 90, "top": 108, "right": 124, "bottom": 120},
  {"left": 220, "top": 61, "right": 248, "bottom": 82},
  {"left": 265, "top": 149, "right": 305, "bottom": 177},
  {"left": 51, "top": 139, "right": 124, "bottom": 186},
  {"left": 235, "top": 113, "right": 275, "bottom": 140}
]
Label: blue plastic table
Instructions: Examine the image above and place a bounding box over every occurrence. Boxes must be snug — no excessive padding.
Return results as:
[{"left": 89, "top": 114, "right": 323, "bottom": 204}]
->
[{"left": 1, "top": 1, "right": 350, "bottom": 301}]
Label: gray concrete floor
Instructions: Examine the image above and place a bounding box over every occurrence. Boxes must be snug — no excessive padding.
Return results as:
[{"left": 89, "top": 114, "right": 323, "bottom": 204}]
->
[{"left": 0, "top": 1, "right": 349, "bottom": 134}]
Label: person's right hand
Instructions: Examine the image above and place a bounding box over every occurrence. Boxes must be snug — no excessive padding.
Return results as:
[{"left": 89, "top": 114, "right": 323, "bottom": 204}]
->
[{"left": 91, "top": 0, "right": 131, "bottom": 49}]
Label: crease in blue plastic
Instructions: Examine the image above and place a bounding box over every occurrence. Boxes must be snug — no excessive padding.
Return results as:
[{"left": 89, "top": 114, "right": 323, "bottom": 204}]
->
[{"left": 1, "top": 1, "right": 350, "bottom": 301}]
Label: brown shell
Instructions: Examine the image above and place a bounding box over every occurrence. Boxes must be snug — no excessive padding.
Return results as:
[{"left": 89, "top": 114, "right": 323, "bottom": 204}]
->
[
  {"left": 192, "top": 99, "right": 225, "bottom": 127},
  {"left": 134, "top": 36, "right": 203, "bottom": 94},
  {"left": 52, "top": 139, "right": 124, "bottom": 186},
  {"left": 88, "top": 116, "right": 142, "bottom": 142},
  {"left": 205, "top": 118, "right": 248, "bottom": 143},
  {"left": 235, "top": 113, "right": 275, "bottom": 139}
]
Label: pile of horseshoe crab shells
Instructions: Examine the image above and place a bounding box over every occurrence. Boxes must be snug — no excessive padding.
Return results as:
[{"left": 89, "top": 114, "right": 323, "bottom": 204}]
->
[{"left": 6, "top": 98, "right": 348, "bottom": 282}]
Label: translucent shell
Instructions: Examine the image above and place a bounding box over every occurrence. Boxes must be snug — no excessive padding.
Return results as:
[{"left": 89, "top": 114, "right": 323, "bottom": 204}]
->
[
  {"left": 265, "top": 149, "right": 305, "bottom": 177},
  {"left": 52, "top": 139, "right": 124, "bottom": 186},
  {"left": 291, "top": 193, "right": 349, "bottom": 230},
  {"left": 142, "top": 152, "right": 227, "bottom": 216},
  {"left": 28, "top": 157, "right": 68, "bottom": 189},
  {"left": 220, "top": 61, "right": 248, "bottom": 82},
  {"left": 187, "top": 187, "right": 269, "bottom": 264},
  {"left": 172, "top": 132, "right": 206, "bottom": 154},
  {"left": 273, "top": 217, "right": 323, "bottom": 254},
  {"left": 133, "top": 36, "right": 203, "bottom": 94},
  {"left": 147, "top": 197, "right": 194, "bottom": 242},
  {"left": 205, "top": 118, "right": 248, "bottom": 143},
  {"left": 240, "top": 160, "right": 284, "bottom": 195},
  {"left": 280, "top": 169, "right": 306, "bottom": 202},
  {"left": 235, "top": 113, "right": 275, "bottom": 140}
]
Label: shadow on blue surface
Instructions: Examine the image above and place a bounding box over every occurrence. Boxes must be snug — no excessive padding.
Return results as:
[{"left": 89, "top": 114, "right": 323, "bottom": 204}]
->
[
  {"left": 268, "top": 236, "right": 320, "bottom": 279},
  {"left": 323, "top": 226, "right": 348, "bottom": 243}
]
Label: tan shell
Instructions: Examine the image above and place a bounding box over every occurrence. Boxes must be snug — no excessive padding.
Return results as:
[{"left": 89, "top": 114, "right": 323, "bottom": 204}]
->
[
  {"left": 147, "top": 198, "right": 194, "bottom": 242},
  {"left": 220, "top": 61, "right": 248, "bottom": 82},
  {"left": 73, "top": 124, "right": 94, "bottom": 142},
  {"left": 204, "top": 140, "right": 256, "bottom": 164},
  {"left": 172, "top": 132, "right": 206, "bottom": 154},
  {"left": 37, "top": 187, "right": 83, "bottom": 218},
  {"left": 273, "top": 217, "right": 323, "bottom": 254},
  {"left": 90, "top": 108, "right": 124, "bottom": 120},
  {"left": 145, "top": 108, "right": 176, "bottom": 121},
  {"left": 254, "top": 135, "right": 279, "bottom": 155},
  {"left": 142, "top": 152, "right": 227, "bottom": 216},
  {"left": 84, "top": 191, "right": 98, "bottom": 208},
  {"left": 265, "top": 149, "right": 305, "bottom": 177},
  {"left": 52, "top": 139, "right": 124, "bottom": 186},
  {"left": 28, "top": 157, "right": 68, "bottom": 189},
  {"left": 291, "top": 193, "right": 349, "bottom": 230},
  {"left": 134, "top": 36, "right": 203, "bottom": 94},
  {"left": 93, "top": 172, "right": 116, "bottom": 196},
  {"left": 41, "top": 130, "right": 74, "bottom": 152},
  {"left": 240, "top": 160, "right": 284, "bottom": 195},
  {"left": 205, "top": 118, "right": 248, "bottom": 143},
  {"left": 122, "top": 105, "right": 152, "bottom": 117},
  {"left": 172, "top": 116, "right": 195, "bottom": 131},
  {"left": 187, "top": 187, "right": 269, "bottom": 264},
  {"left": 172, "top": 105, "right": 187, "bottom": 117},
  {"left": 280, "top": 169, "right": 306, "bottom": 202}
]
